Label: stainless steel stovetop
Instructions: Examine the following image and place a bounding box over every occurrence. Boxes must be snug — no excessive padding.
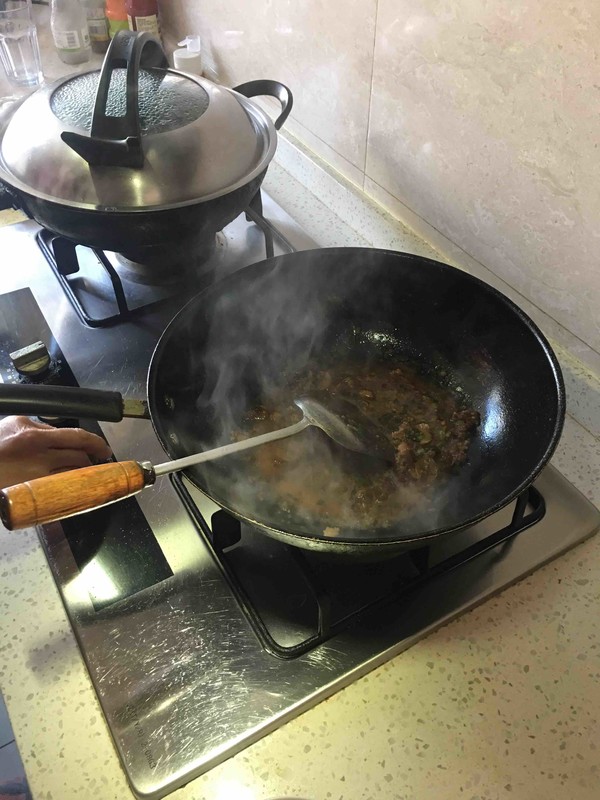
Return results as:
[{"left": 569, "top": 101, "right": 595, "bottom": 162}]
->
[{"left": 0, "top": 195, "right": 598, "bottom": 800}]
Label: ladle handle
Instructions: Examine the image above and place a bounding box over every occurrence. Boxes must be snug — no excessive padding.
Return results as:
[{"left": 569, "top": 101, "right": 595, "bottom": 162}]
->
[
  {"left": 0, "top": 460, "right": 155, "bottom": 531},
  {"left": 154, "top": 418, "right": 310, "bottom": 475},
  {"left": 0, "top": 418, "right": 311, "bottom": 530}
]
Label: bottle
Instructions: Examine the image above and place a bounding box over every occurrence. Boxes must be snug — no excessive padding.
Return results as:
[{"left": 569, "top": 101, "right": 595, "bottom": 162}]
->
[
  {"left": 172, "top": 36, "right": 202, "bottom": 76},
  {"left": 81, "top": 0, "right": 110, "bottom": 54},
  {"left": 105, "top": 0, "right": 128, "bottom": 38},
  {"left": 125, "top": 0, "right": 160, "bottom": 38},
  {"left": 50, "top": 0, "right": 92, "bottom": 65}
]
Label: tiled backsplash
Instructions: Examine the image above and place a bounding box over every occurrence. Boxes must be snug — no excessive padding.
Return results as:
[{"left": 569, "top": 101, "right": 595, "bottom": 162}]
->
[{"left": 160, "top": 0, "right": 599, "bottom": 370}]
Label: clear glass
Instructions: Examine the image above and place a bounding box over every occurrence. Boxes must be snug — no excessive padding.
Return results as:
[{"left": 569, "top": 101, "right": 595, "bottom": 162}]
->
[{"left": 0, "top": 0, "right": 43, "bottom": 88}]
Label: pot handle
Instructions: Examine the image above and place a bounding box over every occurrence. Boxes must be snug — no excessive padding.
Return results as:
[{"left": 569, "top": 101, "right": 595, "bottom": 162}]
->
[
  {"left": 0, "top": 384, "right": 149, "bottom": 422},
  {"left": 233, "top": 80, "right": 293, "bottom": 130},
  {"left": 61, "top": 30, "right": 168, "bottom": 168}
]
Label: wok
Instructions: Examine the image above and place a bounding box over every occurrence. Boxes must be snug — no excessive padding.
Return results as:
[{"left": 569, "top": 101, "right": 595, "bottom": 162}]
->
[{"left": 0, "top": 248, "right": 565, "bottom": 558}]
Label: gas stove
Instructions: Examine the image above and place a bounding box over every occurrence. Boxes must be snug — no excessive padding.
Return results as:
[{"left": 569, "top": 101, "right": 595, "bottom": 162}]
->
[{"left": 0, "top": 194, "right": 598, "bottom": 800}]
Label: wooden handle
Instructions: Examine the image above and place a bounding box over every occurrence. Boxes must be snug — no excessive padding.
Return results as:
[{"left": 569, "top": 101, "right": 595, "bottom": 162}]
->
[{"left": 0, "top": 460, "right": 155, "bottom": 531}]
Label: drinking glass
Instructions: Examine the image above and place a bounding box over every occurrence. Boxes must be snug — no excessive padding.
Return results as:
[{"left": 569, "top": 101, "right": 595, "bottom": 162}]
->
[{"left": 0, "top": 0, "right": 43, "bottom": 88}]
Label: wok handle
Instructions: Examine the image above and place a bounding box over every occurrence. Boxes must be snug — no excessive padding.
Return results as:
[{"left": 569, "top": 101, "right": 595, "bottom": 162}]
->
[
  {"left": 0, "top": 177, "right": 30, "bottom": 216},
  {"left": 232, "top": 80, "right": 293, "bottom": 130},
  {"left": 0, "top": 460, "right": 156, "bottom": 531},
  {"left": 0, "top": 384, "right": 149, "bottom": 422}
]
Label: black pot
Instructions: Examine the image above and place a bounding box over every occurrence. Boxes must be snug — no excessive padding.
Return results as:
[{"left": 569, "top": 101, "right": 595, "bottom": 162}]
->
[
  {"left": 0, "top": 31, "right": 292, "bottom": 263},
  {"left": 7, "top": 171, "right": 266, "bottom": 265}
]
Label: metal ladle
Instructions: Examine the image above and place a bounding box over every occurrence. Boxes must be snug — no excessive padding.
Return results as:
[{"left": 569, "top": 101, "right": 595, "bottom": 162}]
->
[{"left": 0, "top": 394, "right": 395, "bottom": 530}]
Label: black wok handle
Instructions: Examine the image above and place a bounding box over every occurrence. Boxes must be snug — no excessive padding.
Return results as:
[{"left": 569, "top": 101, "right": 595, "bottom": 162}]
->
[
  {"left": 0, "top": 384, "right": 148, "bottom": 422},
  {"left": 233, "top": 80, "right": 293, "bottom": 130},
  {"left": 61, "top": 30, "right": 168, "bottom": 168}
]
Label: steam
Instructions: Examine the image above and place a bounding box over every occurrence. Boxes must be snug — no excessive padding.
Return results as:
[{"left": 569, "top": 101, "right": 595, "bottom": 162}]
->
[
  {"left": 180, "top": 250, "right": 478, "bottom": 540},
  {"left": 191, "top": 255, "right": 368, "bottom": 437}
]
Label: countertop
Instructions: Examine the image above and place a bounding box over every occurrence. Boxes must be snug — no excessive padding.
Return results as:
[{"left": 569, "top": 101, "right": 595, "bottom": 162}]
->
[
  {"left": 0, "top": 172, "right": 599, "bottom": 800},
  {"left": 1, "top": 12, "right": 600, "bottom": 800}
]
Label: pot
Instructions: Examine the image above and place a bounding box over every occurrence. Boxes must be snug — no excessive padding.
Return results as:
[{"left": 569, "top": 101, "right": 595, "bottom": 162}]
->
[
  {"left": 0, "top": 31, "right": 292, "bottom": 265},
  {"left": 0, "top": 248, "right": 565, "bottom": 558}
]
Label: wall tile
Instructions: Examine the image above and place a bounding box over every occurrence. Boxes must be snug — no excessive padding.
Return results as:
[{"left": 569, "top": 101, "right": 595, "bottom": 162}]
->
[
  {"left": 161, "top": 0, "right": 377, "bottom": 180},
  {"left": 364, "top": 175, "right": 600, "bottom": 377},
  {"left": 162, "top": 0, "right": 600, "bottom": 362},
  {"left": 368, "top": 0, "right": 600, "bottom": 354}
]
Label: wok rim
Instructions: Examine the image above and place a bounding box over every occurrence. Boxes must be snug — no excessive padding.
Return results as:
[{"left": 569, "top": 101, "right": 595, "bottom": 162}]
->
[{"left": 147, "top": 246, "right": 566, "bottom": 549}]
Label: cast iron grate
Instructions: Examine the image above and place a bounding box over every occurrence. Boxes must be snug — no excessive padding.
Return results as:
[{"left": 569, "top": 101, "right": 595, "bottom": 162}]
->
[
  {"left": 35, "top": 191, "right": 277, "bottom": 328},
  {"left": 172, "top": 475, "right": 545, "bottom": 659}
]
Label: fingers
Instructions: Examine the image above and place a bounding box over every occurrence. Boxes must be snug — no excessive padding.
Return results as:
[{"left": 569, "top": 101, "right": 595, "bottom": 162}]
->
[
  {"left": 0, "top": 458, "right": 48, "bottom": 487},
  {"left": 0, "top": 415, "right": 54, "bottom": 432},
  {"left": 15, "top": 416, "right": 55, "bottom": 431},
  {"left": 47, "top": 448, "right": 93, "bottom": 473},
  {"left": 0, "top": 449, "right": 94, "bottom": 487},
  {"left": 0, "top": 417, "right": 112, "bottom": 488},
  {"left": 0, "top": 416, "right": 104, "bottom": 456},
  {"left": 41, "top": 426, "right": 113, "bottom": 461}
]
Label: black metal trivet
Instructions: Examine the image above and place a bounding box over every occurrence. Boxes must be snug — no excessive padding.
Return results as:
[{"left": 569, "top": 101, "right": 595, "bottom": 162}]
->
[{"left": 172, "top": 475, "right": 545, "bottom": 659}]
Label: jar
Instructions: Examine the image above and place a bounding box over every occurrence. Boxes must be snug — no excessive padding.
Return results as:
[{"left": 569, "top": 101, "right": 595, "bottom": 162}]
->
[
  {"left": 50, "top": 0, "right": 91, "bottom": 65},
  {"left": 81, "top": 0, "right": 109, "bottom": 54},
  {"left": 105, "top": 0, "right": 128, "bottom": 39},
  {"left": 125, "top": 0, "right": 160, "bottom": 37}
]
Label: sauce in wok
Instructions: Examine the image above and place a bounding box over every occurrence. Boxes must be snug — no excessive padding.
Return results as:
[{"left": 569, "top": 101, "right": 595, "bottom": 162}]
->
[{"left": 235, "top": 361, "right": 480, "bottom": 533}]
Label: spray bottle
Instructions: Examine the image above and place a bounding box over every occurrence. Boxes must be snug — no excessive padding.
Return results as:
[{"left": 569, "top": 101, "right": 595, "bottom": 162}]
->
[{"left": 172, "top": 35, "right": 202, "bottom": 76}]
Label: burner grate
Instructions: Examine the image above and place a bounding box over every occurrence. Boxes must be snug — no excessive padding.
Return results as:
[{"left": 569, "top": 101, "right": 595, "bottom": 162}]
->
[
  {"left": 35, "top": 192, "right": 279, "bottom": 328},
  {"left": 172, "top": 476, "right": 545, "bottom": 658},
  {"left": 36, "top": 228, "right": 182, "bottom": 327}
]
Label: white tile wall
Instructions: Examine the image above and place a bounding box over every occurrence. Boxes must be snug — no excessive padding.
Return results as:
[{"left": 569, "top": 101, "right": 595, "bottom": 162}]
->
[{"left": 140, "top": 1, "right": 600, "bottom": 372}]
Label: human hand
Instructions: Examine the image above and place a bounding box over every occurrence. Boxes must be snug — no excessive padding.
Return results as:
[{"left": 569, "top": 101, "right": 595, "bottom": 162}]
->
[{"left": 0, "top": 416, "right": 112, "bottom": 489}]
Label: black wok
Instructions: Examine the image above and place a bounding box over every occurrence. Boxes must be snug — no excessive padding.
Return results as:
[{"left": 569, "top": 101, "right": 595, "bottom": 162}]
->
[{"left": 0, "top": 248, "right": 565, "bottom": 558}]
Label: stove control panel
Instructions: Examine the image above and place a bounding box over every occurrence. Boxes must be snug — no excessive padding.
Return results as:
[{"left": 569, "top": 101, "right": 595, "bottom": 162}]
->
[
  {"left": 0, "top": 286, "right": 173, "bottom": 612},
  {"left": 0, "top": 289, "right": 74, "bottom": 389}
]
